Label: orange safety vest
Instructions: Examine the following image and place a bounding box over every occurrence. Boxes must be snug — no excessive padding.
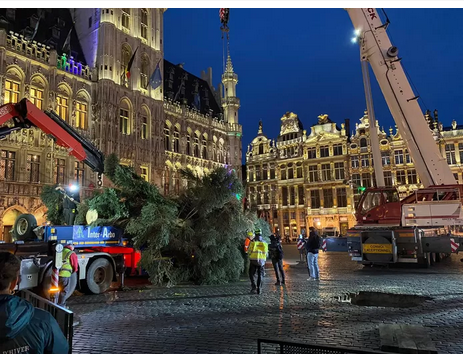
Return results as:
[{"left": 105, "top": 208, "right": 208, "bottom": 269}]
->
[{"left": 244, "top": 238, "right": 251, "bottom": 253}]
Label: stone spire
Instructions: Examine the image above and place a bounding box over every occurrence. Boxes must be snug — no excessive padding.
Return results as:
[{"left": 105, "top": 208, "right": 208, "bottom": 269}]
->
[{"left": 225, "top": 51, "right": 234, "bottom": 73}]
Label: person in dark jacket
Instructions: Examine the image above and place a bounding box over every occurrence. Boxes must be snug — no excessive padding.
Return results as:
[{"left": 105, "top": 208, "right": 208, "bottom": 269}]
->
[
  {"left": 0, "top": 252, "right": 69, "bottom": 354},
  {"left": 269, "top": 235, "right": 285, "bottom": 285},
  {"left": 305, "top": 227, "right": 321, "bottom": 281}
]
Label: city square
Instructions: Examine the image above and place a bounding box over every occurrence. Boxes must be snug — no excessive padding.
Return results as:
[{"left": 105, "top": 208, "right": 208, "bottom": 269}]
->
[{"left": 0, "top": 6, "right": 462, "bottom": 354}]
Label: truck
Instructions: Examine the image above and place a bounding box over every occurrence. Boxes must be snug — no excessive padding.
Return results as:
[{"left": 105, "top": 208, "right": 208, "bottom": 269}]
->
[
  {"left": 344, "top": 8, "right": 463, "bottom": 267},
  {"left": 0, "top": 98, "right": 141, "bottom": 300}
]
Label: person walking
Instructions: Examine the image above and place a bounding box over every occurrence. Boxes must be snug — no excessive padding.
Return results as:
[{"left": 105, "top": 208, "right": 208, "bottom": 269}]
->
[
  {"left": 247, "top": 228, "right": 268, "bottom": 295},
  {"left": 0, "top": 252, "right": 69, "bottom": 354},
  {"left": 58, "top": 244, "right": 78, "bottom": 307},
  {"left": 243, "top": 231, "right": 254, "bottom": 275},
  {"left": 269, "top": 235, "right": 285, "bottom": 285},
  {"left": 306, "top": 227, "right": 321, "bottom": 281}
]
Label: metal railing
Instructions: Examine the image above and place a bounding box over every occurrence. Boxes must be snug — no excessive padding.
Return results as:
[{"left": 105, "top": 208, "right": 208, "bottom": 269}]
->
[
  {"left": 258, "top": 339, "right": 394, "bottom": 354},
  {"left": 18, "top": 290, "right": 73, "bottom": 354}
]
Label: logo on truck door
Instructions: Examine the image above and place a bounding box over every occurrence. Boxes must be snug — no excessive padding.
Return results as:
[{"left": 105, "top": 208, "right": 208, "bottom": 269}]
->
[{"left": 363, "top": 243, "right": 392, "bottom": 254}]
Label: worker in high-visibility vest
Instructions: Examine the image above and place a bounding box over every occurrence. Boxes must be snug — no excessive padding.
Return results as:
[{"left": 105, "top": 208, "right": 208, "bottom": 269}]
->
[
  {"left": 58, "top": 244, "right": 78, "bottom": 307},
  {"left": 243, "top": 231, "right": 254, "bottom": 275},
  {"left": 247, "top": 229, "right": 268, "bottom": 295},
  {"left": 244, "top": 231, "right": 253, "bottom": 253}
]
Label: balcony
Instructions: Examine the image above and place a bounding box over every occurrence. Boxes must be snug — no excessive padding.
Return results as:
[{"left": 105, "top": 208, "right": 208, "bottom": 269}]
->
[
  {"left": 56, "top": 53, "right": 92, "bottom": 80},
  {"left": 6, "top": 32, "right": 50, "bottom": 64},
  {"left": 0, "top": 181, "right": 43, "bottom": 198}
]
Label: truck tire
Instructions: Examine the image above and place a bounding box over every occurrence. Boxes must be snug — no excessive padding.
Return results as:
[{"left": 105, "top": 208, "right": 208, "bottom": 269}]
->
[
  {"left": 13, "top": 214, "right": 37, "bottom": 241},
  {"left": 38, "top": 267, "right": 77, "bottom": 301},
  {"left": 84, "top": 258, "right": 113, "bottom": 295}
]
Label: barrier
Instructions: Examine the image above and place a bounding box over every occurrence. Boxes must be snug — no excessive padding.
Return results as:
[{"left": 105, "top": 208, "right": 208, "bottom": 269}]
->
[
  {"left": 18, "top": 290, "right": 73, "bottom": 354},
  {"left": 258, "top": 339, "right": 395, "bottom": 354}
]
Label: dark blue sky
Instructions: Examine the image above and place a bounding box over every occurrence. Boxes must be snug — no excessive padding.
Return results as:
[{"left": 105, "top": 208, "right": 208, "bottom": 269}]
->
[{"left": 164, "top": 8, "right": 463, "bottom": 158}]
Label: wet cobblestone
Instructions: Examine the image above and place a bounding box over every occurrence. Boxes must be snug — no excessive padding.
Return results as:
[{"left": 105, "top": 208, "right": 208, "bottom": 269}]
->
[{"left": 69, "top": 251, "right": 463, "bottom": 354}]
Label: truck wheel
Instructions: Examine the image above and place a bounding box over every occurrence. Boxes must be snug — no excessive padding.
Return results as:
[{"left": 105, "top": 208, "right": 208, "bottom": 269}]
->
[
  {"left": 13, "top": 214, "right": 37, "bottom": 241},
  {"left": 39, "top": 267, "right": 77, "bottom": 301},
  {"left": 84, "top": 258, "right": 113, "bottom": 295}
]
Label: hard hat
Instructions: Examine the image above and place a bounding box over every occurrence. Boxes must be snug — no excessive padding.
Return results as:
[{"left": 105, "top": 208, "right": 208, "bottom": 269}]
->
[
  {"left": 247, "top": 231, "right": 253, "bottom": 237},
  {"left": 254, "top": 228, "right": 262, "bottom": 236}
]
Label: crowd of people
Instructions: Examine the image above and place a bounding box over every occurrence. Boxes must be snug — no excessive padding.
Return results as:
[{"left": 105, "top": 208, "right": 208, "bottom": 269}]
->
[{"left": 245, "top": 227, "right": 321, "bottom": 294}]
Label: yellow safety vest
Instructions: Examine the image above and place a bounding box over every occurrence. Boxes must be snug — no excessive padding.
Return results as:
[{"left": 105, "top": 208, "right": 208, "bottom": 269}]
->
[
  {"left": 59, "top": 248, "right": 74, "bottom": 278},
  {"left": 248, "top": 241, "right": 268, "bottom": 263}
]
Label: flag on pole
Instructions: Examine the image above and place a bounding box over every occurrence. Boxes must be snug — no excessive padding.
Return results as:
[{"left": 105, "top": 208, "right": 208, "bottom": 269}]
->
[
  {"left": 125, "top": 47, "right": 138, "bottom": 79},
  {"left": 147, "top": 60, "right": 162, "bottom": 90},
  {"left": 26, "top": 17, "right": 41, "bottom": 42},
  {"left": 62, "top": 28, "right": 72, "bottom": 54}
]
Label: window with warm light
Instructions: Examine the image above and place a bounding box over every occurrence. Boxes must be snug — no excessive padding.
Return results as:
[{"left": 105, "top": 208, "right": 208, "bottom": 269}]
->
[
  {"left": 55, "top": 95, "right": 69, "bottom": 121},
  {"left": 75, "top": 101, "right": 87, "bottom": 129},
  {"left": 30, "top": 87, "right": 44, "bottom": 109},
  {"left": 0, "top": 150, "right": 16, "bottom": 181},
  {"left": 140, "top": 166, "right": 149, "bottom": 182},
  {"left": 4, "top": 80, "right": 20, "bottom": 104},
  {"left": 27, "top": 154, "right": 40, "bottom": 183}
]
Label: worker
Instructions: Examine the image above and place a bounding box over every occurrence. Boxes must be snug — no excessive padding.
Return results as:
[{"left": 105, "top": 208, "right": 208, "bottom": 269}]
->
[
  {"left": 58, "top": 243, "right": 78, "bottom": 307},
  {"left": 57, "top": 183, "right": 80, "bottom": 226},
  {"left": 247, "top": 228, "right": 268, "bottom": 295},
  {"left": 0, "top": 252, "right": 69, "bottom": 354},
  {"left": 243, "top": 231, "right": 254, "bottom": 275}
]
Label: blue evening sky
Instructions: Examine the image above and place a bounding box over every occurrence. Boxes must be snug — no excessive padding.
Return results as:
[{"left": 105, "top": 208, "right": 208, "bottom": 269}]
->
[{"left": 164, "top": 8, "right": 463, "bottom": 159}]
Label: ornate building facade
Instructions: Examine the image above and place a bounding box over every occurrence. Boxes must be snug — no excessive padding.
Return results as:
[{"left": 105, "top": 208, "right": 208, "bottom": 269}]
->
[
  {"left": 246, "top": 111, "right": 462, "bottom": 240},
  {"left": 0, "top": 8, "right": 241, "bottom": 241}
]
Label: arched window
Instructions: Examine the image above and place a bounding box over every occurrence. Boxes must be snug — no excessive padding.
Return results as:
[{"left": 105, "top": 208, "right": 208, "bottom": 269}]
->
[
  {"left": 55, "top": 84, "right": 71, "bottom": 122},
  {"left": 141, "top": 106, "right": 150, "bottom": 139},
  {"left": 173, "top": 126, "right": 180, "bottom": 152},
  {"left": 4, "top": 67, "right": 23, "bottom": 104},
  {"left": 186, "top": 132, "right": 191, "bottom": 155},
  {"left": 141, "top": 9, "right": 148, "bottom": 40},
  {"left": 259, "top": 144, "right": 264, "bottom": 155},
  {"left": 202, "top": 134, "right": 207, "bottom": 159},
  {"left": 360, "top": 138, "right": 367, "bottom": 148},
  {"left": 194, "top": 132, "right": 200, "bottom": 158},
  {"left": 30, "top": 75, "right": 47, "bottom": 109},
  {"left": 140, "top": 54, "right": 149, "bottom": 89},
  {"left": 75, "top": 91, "right": 89, "bottom": 130},
  {"left": 164, "top": 122, "right": 171, "bottom": 151},
  {"left": 119, "top": 99, "right": 132, "bottom": 135}
]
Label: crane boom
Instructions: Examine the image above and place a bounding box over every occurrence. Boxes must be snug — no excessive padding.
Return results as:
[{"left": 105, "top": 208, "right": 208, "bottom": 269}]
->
[{"left": 346, "top": 8, "right": 456, "bottom": 187}]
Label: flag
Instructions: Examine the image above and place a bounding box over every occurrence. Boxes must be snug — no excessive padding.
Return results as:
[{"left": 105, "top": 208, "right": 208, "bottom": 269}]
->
[
  {"left": 147, "top": 60, "right": 162, "bottom": 90},
  {"left": 193, "top": 92, "right": 201, "bottom": 110},
  {"left": 62, "top": 28, "right": 72, "bottom": 54},
  {"left": 125, "top": 47, "right": 138, "bottom": 79},
  {"left": 26, "top": 17, "right": 40, "bottom": 42},
  {"left": 174, "top": 80, "right": 184, "bottom": 101}
]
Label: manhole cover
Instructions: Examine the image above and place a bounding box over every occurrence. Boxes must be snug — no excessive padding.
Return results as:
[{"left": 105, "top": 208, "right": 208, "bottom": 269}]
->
[{"left": 336, "top": 291, "right": 432, "bottom": 308}]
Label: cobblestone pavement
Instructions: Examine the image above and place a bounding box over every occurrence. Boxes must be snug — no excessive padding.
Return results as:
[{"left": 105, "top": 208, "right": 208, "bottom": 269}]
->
[{"left": 69, "top": 250, "right": 463, "bottom": 354}]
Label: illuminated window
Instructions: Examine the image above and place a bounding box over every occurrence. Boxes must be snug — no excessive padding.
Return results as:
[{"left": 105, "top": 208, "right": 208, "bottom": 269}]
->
[
  {"left": 122, "top": 8, "right": 130, "bottom": 29},
  {"left": 30, "top": 87, "right": 44, "bottom": 109},
  {"left": 141, "top": 9, "right": 148, "bottom": 39},
  {"left": 55, "top": 95, "right": 69, "bottom": 121},
  {"left": 445, "top": 144, "right": 457, "bottom": 165},
  {"left": 75, "top": 101, "right": 87, "bottom": 129},
  {"left": 27, "top": 154, "right": 40, "bottom": 183},
  {"left": 74, "top": 161, "right": 85, "bottom": 185},
  {"left": 54, "top": 158, "right": 66, "bottom": 184},
  {"left": 120, "top": 108, "right": 130, "bottom": 135},
  {"left": 337, "top": 188, "right": 347, "bottom": 208},
  {"left": 334, "top": 162, "right": 345, "bottom": 180},
  {"left": 140, "top": 166, "right": 149, "bottom": 182},
  {"left": 4, "top": 80, "right": 20, "bottom": 104},
  {"left": 0, "top": 150, "right": 16, "bottom": 181}
]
